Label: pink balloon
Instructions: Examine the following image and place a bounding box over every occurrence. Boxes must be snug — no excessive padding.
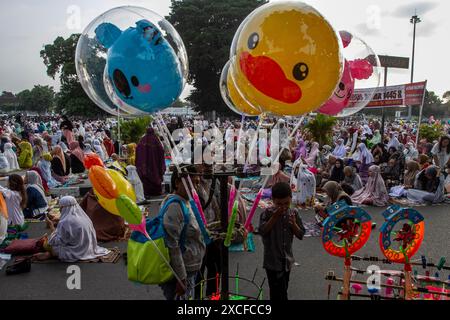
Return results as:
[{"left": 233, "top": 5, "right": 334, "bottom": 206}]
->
[
  {"left": 130, "top": 215, "right": 150, "bottom": 239},
  {"left": 349, "top": 59, "right": 374, "bottom": 80},
  {"left": 318, "top": 60, "right": 355, "bottom": 116}
]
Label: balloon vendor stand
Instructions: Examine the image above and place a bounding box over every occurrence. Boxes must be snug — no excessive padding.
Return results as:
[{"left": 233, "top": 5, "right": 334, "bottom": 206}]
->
[
  {"left": 171, "top": 163, "right": 263, "bottom": 300},
  {"left": 323, "top": 204, "right": 449, "bottom": 300}
]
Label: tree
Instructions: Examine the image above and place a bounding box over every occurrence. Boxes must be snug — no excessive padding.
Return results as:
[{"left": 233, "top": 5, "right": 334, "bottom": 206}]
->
[
  {"left": 114, "top": 116, "right": 153, "bottom": 144},
  {"left": 17, "top": 85, "right": 55, "bottom": 113},
  {"left": 40, "top": 34, "right": 108, "bottom": 117},
  {"left": 167, "top": 0, "right": 267, "bottom": 116},
  {"left": 305, "top": 114, "right": 337, "bottom": 146},
  {"left": 424, "top": 90, "right": 442, "bottom": 107}
]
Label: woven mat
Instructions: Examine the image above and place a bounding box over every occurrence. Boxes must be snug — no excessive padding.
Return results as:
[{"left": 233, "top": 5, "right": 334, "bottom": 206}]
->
[{"left": 32, "top": 247, "right": 121, "bottom": 264}]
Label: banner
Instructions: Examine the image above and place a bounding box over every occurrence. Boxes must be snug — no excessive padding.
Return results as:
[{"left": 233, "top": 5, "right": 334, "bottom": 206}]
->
[{"left": 350, "top": 81, "right": 427, "bottom": 109}]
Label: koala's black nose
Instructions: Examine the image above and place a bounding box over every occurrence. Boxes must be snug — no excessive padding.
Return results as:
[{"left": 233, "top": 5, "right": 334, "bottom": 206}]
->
[
  {"left": 113, "top": 69, "right": 131, "bottom": 98},
  {"left": 339, "top": 82, "right": 345, "bottom": 91}
]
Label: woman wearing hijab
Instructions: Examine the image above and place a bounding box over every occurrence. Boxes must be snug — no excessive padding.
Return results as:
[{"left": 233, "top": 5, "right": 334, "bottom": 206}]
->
[
  {"left": 60, "top": 115, "right": 75, "bottom": 145},
  {"left": 126, "top": 165, "right": 145, "bottom": 203},
  {"left": 389, "top": 160, "right": 421, "bottom": 198},
  {"left": 0, "top": 152, "right": 9, "bottom": 173},
  {"left": 51, "top": 146, "right": 71, "bottom": 183},
  {"left": 322, "top": 181, "right": 353, "bottom": 206},
  {"left": 332, "top": 139, "right": 347, "bottom": 159},
  {"left": 136, "top": 128, "right": 166, "bottom": 198},
  {"left": 23, "top": 171, "right": 48, "bottom": 219},
  {"left": 295, "top": 138, "right": 307, "bottom": 161},
  {"left": 38, "top": 153, "right": 61, "bottom": 188},
  {"left": 18, "top": 140, "right": 33, "bottom": 169},
  {"left": 0, "top": 174, "right": 27, "bottom": 227},
  {"left": 353, "top": 143, "right": 374, "bottom": 185},
  {"left": 33, "top": 196, "right": 110, "bottom": 262},
  {"left": 3, "top": 143, "right": 20, "bottom": 172},
  {"left": 30, "top": 167, "right": 49, "bottom": 193},
  {"left": 368, "top": 130, "right": 381, "bottom": 149},
  {"left": 387, "top": 132, "right": 400, "bottom": 150},
  {"left": 80, "top": 189, "right": 126, "bottom": 242},
  {"left": 0, "top": 136, "right": 9, "bottom": 153},
  {"left": 69, "top": 141, "right": 85, "bottom": 174},
  {"left": 32, "top": 137, "right": 44, "bottom": 166},
  {"left": 343, "top": 166, "right": 363, "bottom": 192},
  {"left": 371, "top": 143, "right": 389, "bottom": 164},
  {"left": 404, "top": 142, "right": 419, "bottom": 161},
  {"left": 304, "top": 142, "right": 320, "bottom": 168},
  {"left": 406, "top": 166, "right": 445, "bottom": 204},
  {"left": 351, "top": 165, "right": 389, "bottom": 206},
  {"left": 329, "top": 158, "right": 345, "bottom": 184},
  {"left": 102, "top": 131, "right": 115, "bottom": 157},
  {"left": 93, "top": 139, "right": 107, "bottom": 162}
]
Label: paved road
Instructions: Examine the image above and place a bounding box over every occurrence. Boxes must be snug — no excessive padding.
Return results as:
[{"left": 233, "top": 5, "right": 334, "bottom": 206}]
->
[{"left": 0, "top": 205, "right": 449, "bottom": 300}]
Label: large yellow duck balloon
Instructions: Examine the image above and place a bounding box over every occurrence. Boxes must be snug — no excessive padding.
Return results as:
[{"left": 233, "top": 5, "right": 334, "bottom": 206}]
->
[{"left": 229, "top": 1, "right": 343, "bottom": 116}]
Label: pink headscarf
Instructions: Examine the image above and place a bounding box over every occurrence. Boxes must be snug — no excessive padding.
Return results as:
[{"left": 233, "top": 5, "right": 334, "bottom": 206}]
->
[
  {"left": 69, "top": 141, "right": 85, "bottom": 164},
  {"left": 351, "top": 165, "right": 389, "bottom": 206},
  {"left": 305, "top": 142, "right": 320, "bottom": 167}
]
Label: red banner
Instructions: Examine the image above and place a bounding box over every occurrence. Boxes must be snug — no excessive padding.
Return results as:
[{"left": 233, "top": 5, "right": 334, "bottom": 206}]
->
[{"left": 351, "top": 81, "right": 427, "bottom": 109}]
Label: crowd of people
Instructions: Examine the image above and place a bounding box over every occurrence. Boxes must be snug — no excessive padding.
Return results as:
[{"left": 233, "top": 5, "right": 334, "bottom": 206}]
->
[{"left": 1, "top": 113, "right": 450, "bottom": 300}]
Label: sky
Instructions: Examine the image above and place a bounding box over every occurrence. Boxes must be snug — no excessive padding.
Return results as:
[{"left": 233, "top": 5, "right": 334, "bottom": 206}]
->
[{"left": 0, "top": 0, "right": 448, "bottom": 98}]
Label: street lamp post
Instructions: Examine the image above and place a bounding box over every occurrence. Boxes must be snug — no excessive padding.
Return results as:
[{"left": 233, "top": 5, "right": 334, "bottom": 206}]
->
[{"left": 408, "top": 13, "right": 421, "bottom": 120}]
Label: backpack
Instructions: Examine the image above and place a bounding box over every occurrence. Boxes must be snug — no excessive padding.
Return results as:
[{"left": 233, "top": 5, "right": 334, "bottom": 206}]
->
[{"left": 127, "top": 195, "right": 190, "bottom": 285}]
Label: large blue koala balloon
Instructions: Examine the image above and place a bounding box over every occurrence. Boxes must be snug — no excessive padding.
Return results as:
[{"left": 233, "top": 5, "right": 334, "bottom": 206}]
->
[{"left": 95, "top": 20, "right": 183, "bottom": 113}]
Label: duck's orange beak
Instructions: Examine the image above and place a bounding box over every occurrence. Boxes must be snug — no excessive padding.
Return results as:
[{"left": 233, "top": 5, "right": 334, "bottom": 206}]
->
[{"left": 239, "top": 51, "right": 302, "bottom": 104}]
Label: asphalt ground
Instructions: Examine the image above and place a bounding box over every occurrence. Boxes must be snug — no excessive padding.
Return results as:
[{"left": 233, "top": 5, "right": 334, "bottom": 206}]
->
[{"left": 0, "top": 205, "right": 449, "bottom": 300}]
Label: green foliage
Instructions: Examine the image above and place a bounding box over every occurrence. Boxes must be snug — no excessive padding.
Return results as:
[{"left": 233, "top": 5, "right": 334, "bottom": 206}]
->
[
  {"left": 419, "top": 123, "right": 444, "bottom": 142},
  {"left": 41, "top": 34, "right": 107, "bottom": 117},
  {"left": 167, "top": 0, "right": 267, "bottom": 116},
  {"left": 116, "top": 116, "right": 153, "bottom": 144},
  {"left": 424, "top": 90, "right": 443, "bottom": 107},
  {"left": 305, "top": 114, "right": 337, "bottom": 146},
  {"left": 16, "top": 85, "right": 55, "bottom": 113}
]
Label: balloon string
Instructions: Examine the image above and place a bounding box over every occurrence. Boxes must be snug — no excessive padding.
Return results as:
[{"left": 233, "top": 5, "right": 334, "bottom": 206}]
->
[{"left": 243, "top": 116, "right": 305, "bottom": 230}]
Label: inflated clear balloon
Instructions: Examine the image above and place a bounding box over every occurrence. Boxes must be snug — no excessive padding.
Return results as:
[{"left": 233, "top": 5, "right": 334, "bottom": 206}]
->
[
  {"left": 220, "top": 60, "right": 261, "bottom": 117},
  {"left": 329, "top": 31, "right": 382, "bottom": 118},
  {"left": 75, "top": 6, "right": 189, "bottom": 115},
  {"left": 229, "top": 1, "right": 343, "bottom": 117}
]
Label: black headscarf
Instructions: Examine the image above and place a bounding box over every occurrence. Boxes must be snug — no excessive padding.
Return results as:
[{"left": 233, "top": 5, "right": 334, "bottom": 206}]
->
[{"left": 330, "top": 158, "right": 345, "bottom": 183}]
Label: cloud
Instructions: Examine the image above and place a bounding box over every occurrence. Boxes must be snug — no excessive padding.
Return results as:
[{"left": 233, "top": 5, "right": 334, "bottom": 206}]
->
[
  {"left": 355, "top": 23, "right": 383, "bottom": 37},
  {"left": 391, "top": 1, "right": 439, "bottom": 18}
]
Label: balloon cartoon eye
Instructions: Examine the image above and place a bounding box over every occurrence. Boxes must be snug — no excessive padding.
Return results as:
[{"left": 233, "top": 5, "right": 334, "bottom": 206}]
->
[
  {"left": 113, "top": 69, "right": 131, "bottom": 98},
  {"left": 131, "top": 76, "right": 140, "bottom": 87},
  {"left": 293, "top": 63, "right": 309, "bottom": 81},
  {"left": 247, "top": 32, "right": 259, "bottom": 50},
  {"left": 339, "top": 82, "right": 345, "bottom": 91}
]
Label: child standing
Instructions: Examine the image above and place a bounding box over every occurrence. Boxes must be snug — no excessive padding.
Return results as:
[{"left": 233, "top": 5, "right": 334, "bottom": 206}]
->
[{"left": 258, "top": 182, "right": 305, "bottom": 300}]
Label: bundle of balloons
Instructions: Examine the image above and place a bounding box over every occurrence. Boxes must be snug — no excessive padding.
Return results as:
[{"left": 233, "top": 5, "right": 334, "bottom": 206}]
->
[
  {"left": 85, "top": 157, "right": 147, "bottom": 236},
  {"left": 220, "top": 1, "right": 381, "bottom": 118}
]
